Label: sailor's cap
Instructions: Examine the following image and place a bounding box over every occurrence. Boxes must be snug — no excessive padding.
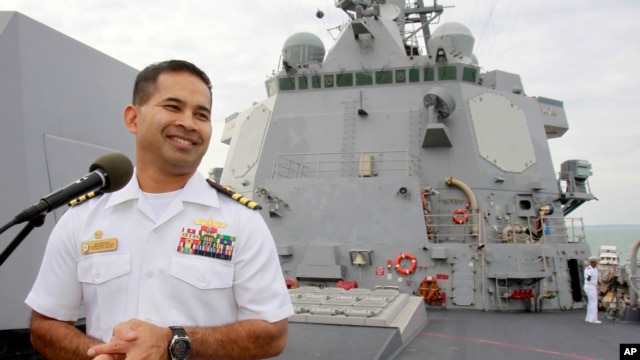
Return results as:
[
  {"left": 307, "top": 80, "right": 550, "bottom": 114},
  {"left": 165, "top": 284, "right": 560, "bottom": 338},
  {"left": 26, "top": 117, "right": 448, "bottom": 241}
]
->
[{"left": 588, "top": 256, "right": 598, "bottom": 262}]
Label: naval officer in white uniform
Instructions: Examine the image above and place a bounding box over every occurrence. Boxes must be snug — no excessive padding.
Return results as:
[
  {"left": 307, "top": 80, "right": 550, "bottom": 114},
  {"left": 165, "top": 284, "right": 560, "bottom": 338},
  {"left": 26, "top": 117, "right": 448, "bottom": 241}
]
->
[{"left": 583, "top": 256, "right": 601, "bottom": 323}]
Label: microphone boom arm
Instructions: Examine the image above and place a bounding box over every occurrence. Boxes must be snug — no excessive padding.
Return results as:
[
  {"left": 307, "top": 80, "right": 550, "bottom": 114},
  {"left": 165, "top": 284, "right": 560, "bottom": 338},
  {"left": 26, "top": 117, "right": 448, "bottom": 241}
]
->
[{"left": 0, "top": 214, "right": 46, "bottom": 267}]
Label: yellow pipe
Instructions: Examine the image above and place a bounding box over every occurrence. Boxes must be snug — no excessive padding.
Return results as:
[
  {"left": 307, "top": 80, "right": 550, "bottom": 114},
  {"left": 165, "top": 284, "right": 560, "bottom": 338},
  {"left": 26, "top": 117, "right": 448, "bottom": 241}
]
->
[{"left": 445, "top": 177, "right": 479, "bottom": 237}]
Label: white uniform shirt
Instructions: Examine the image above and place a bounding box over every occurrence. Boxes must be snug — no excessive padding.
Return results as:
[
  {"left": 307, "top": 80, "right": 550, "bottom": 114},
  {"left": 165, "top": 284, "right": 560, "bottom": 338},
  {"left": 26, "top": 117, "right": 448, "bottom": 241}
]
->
[
  {"left": 584, "top": 264, "right": 598, "bottom": 287},
  {"left": 26, "top": 172, "right": 293, "bottom": 342}
]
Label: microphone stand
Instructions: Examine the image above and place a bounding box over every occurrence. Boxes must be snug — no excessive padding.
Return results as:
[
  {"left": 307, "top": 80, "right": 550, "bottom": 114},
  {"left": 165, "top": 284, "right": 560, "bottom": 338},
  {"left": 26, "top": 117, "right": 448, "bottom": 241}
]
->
[{"left": 0, "top": 214, "right": 46, "bottom": 267}]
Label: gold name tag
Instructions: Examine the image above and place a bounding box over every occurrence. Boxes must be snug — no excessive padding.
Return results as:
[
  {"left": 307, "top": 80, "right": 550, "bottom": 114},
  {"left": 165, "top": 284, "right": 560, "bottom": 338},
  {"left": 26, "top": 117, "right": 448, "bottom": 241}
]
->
[{"left": 81, "top": 238, "right": 118, "bottom": 254}]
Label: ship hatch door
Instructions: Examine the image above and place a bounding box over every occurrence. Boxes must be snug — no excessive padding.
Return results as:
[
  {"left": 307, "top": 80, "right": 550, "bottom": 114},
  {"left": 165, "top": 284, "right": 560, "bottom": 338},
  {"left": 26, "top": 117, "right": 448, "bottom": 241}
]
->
[
  {"left": 568, "top": 259, "right": 583, "bottom": 302},
  {"left": 452, "top": 259, "right": 475, "bottom": 306}
]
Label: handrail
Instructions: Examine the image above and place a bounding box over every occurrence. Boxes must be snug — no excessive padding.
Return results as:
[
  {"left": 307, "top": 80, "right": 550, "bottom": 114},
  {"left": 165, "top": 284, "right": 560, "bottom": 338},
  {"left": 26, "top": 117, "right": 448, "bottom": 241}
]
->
[
  {"left": 423, "top": 214, "right": 586, "bottom": 245},
  {"left": 272, "top": 150, "right": 412, "bottom": 179}
]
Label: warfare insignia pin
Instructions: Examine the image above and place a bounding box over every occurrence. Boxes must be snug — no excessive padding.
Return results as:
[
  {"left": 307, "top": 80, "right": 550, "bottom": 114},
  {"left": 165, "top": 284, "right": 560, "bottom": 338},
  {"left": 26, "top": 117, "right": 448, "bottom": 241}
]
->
[{"left": 194, "top": 217, "right": 227, "bottom": 228}]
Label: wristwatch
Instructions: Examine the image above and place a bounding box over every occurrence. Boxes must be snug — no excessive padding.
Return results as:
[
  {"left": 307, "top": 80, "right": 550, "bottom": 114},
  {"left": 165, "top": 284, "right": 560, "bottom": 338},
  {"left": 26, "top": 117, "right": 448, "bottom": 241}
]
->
[{"left": 168, "top": 326, "right": 191, "bottom": 360}]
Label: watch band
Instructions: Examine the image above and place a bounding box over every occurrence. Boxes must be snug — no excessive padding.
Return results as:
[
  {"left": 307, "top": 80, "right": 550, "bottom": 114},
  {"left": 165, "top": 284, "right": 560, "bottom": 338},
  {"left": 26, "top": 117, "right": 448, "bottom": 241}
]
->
[
  {"left": 168, "top": 326, "right": 191, "bottom": 360},
  {"left": 169, "top": 326, "right": 188, "bottom": 337}
]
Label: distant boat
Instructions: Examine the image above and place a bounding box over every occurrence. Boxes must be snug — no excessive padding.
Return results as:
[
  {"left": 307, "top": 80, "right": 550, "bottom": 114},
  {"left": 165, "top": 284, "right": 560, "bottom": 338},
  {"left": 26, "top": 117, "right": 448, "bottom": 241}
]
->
[
  {"left": 598, "top": 245, "right": 619, "bottom": 290},
  {"left": 598, "top": 245, "right": 620, "bottom": 277},
  {"left": 597, "top": 245, "right": 624, "bottom": 312}
]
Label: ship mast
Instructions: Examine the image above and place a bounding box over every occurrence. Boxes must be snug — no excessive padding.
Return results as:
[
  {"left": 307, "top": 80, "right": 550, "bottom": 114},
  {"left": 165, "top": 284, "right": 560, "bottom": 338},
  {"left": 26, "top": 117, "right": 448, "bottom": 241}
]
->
[
  {"left": 336, "top": 0, "right": 446, "bottom": 56},
  {"left": 403, "top": 0, "right": 444, "bottom": 53}
]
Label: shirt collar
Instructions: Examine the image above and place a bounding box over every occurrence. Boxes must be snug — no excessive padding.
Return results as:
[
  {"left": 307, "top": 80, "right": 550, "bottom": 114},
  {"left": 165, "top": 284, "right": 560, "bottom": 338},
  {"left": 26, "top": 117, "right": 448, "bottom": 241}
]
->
[{"left": 105, "top": 169, "right": 220, "bottom": 209}]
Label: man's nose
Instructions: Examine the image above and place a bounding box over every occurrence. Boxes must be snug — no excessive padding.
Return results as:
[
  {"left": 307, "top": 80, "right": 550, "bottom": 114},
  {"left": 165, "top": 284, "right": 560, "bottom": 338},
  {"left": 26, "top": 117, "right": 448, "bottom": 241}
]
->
[{"left": 174, "top": 111, "right": 198, "bottom": 130}]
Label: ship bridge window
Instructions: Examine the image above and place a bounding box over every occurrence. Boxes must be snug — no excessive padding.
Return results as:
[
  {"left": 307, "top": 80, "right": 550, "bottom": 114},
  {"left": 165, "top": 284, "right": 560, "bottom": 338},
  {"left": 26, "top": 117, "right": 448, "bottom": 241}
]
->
[
  {"left": 438, "top": 66, "right": 457, "bottom": 81},
  {"left": 356, "top": 72, "right": 373, "bottom": 86},
  {"left": 298, "top": 76, "right": 309, "bottom": 89},
  {"left": 463, "top": 67, "right": 477, "bottom": 83},
  {"left": 424, "top": 67, "right": 435, "bottom": 81},
  {"left": 324, "top": 74, "right": 334, "bottom": 87},
  {"left": 312, "top": 75, "right": 322, "bottom": 88},
  {"left": 375, "top": 70, "right": 393, "bottom": 84},
  {"left": 395, "top": 69, "right": 406, "bottom": 83},
  {"left": 266, "top": 78, "right": 278, "bottom": 97},
  {"left": 279, "top": 77, "right": 296, "bottom": 91},
  {"left": 409, "top": 68, "right": 420, "bottom": 82},
  {"left": 337, "top": 73, "right": 353, "bottom": 87}
]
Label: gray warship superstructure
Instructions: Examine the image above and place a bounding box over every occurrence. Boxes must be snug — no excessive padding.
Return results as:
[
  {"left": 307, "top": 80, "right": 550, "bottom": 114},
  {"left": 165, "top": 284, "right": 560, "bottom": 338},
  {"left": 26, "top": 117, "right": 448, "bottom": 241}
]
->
[
  {"left": 219, "top": 0, "right": 595, "bottom": 313},
  {"left": 0, "top": 11, "right": 136, "bottom": 357}
]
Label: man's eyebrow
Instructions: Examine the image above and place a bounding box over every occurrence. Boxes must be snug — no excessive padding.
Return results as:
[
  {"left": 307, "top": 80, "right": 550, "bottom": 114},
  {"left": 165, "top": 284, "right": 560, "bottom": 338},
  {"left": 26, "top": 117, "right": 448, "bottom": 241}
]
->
[
  {"left": 161, "top": 97, "right": 211, "bottom": 115},
  {"left": 195, "top": 105, "right": 211, "bottom": 115},
  {"left": 161, "top": 96, "right": 185, "bottom": 105}
]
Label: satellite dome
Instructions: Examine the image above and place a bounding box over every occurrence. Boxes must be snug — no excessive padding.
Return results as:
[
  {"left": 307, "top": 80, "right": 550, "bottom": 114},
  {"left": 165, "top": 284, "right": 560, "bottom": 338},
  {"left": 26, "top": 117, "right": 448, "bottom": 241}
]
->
[
  {"left": 431, "top": 22, "right": 475, "bottom": 59},
  {"left": 282, "top": 32, "right": 325, "bottom": 66}
]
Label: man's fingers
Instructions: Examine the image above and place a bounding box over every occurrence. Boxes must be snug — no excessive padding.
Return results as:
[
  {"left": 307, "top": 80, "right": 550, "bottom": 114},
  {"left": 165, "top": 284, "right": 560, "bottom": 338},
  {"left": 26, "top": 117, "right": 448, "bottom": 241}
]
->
[
  {"left": 120, "top": 330, "right": 138, "bottom": 341},
  {"left": 88, "top": 336, "right": 133, "bottom": 357},
  {"left": 92, "top": 355, "right": 119, "bottom": 360}
]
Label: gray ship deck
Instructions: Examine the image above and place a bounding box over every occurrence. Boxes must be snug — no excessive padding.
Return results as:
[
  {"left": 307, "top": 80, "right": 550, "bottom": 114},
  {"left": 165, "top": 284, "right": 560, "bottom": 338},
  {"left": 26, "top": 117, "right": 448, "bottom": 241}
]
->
[{"left": 280, "top": 309, "right": 639, "bottom": 360}]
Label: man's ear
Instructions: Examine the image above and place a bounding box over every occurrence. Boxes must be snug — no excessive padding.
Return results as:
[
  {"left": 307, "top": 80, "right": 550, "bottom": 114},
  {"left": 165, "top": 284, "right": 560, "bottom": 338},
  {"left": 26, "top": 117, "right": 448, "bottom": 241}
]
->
[{"left": 123, "top": 105, "right": 138, "bottom": 134}]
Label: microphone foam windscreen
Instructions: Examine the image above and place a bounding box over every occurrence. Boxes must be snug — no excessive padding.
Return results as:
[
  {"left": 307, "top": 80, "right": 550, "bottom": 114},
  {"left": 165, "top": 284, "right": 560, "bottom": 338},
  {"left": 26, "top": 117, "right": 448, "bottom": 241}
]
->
[{"left": 89, "top": 152, "right": 134, "bottom": 193}]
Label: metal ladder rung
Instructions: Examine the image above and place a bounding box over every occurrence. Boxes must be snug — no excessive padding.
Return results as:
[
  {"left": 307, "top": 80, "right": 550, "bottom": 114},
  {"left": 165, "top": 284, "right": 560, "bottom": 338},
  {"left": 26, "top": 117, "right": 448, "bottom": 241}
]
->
[{"left": 495, "top": 277, "right": 509, "bottom": 310}]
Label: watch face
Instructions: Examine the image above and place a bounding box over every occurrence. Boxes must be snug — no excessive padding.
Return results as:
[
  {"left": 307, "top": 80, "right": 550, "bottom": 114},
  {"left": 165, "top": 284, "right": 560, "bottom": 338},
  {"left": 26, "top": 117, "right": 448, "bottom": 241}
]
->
[{"left": 171, "top": 338, "right": 191, "bottom": 358}]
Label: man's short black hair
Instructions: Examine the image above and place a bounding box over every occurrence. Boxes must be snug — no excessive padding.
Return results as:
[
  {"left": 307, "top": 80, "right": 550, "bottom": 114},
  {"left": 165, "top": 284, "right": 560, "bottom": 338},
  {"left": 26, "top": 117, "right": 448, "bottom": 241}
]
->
[{"left": 132, "top": 60, "right": 212, "bottom": 106}]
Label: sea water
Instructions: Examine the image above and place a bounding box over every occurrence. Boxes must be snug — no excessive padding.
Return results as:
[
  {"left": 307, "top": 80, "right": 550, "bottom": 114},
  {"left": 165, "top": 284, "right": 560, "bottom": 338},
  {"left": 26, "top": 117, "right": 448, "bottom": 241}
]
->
[{"left": 584, "top": 224, "right": 640, "bottom": 265}]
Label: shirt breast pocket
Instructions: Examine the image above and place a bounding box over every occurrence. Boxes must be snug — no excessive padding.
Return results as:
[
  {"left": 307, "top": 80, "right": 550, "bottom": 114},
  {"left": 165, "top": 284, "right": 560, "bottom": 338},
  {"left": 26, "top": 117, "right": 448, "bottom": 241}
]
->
[
  {"left": 168, "top": 255, "right": 236, "bottom": 325},
  {"left": 77, "top": 253, "right": 131, "bottom": 329}
]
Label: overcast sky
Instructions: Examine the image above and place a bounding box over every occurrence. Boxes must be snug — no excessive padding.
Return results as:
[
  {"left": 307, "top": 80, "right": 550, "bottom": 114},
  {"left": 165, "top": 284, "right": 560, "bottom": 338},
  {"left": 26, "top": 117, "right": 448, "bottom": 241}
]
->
[{"left": 2, "top": 0, "right": 639, "bottom": 226}]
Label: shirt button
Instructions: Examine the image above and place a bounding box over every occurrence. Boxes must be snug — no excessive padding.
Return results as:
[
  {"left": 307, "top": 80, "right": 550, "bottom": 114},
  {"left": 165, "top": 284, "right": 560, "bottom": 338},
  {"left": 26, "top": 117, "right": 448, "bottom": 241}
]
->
[
  {"left": 93, "top": 273, "right": 102, "bottom": 281},
  {"left": 198, "top": 274, "right": 207, "bottom": 285},
  {"left": 146, "top": 271, "right": 154, "bottom": 278}
]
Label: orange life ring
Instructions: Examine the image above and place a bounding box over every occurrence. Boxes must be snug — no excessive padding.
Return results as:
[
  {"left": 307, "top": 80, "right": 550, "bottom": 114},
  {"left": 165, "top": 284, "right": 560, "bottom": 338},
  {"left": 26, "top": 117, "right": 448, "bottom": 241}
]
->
[
  {"left": 285, "top": 278, "right": 299, "bottom": 289},
  {"left": 395, "top": 253, "right": 417, "bottom": 275},
  {"left": 453, "top": 209, "right": 468, "bottom": 224}
]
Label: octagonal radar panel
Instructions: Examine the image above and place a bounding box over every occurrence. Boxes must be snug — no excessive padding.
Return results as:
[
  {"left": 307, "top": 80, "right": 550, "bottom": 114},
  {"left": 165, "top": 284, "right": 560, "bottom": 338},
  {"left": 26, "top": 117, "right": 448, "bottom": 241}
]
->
[{"left": 282, "top": 32, "right": 325, "bottom": 66}]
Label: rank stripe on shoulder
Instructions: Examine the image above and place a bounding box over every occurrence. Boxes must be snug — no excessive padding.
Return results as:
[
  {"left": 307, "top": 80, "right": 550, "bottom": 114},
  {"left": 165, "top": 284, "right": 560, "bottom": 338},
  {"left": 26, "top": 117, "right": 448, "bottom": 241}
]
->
[{"left": 206, "top": 179, "right": 262, "bottom": 210}]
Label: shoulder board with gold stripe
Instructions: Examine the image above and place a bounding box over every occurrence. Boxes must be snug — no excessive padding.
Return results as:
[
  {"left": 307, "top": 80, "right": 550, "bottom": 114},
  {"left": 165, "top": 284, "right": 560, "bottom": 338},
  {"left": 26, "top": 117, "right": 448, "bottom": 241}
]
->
[
  {"left": 206, "top": 179, "right": 262, "bottom": 210},
  {"left": 69, "top": 191, "right": 104, "bottom": 207}
]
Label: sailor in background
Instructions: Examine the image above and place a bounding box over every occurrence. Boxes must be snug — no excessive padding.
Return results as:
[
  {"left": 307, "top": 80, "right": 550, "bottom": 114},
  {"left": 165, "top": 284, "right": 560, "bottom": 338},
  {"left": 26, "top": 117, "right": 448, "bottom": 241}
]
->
[{"left": 584, "top": 256, "right": 601, "bottom": 323}]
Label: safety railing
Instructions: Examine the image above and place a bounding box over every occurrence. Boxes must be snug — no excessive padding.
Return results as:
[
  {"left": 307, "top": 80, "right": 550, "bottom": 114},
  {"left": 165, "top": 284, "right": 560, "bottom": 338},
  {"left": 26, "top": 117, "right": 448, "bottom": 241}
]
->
[
  {"left": 423, "top": 212, "right": 482, "bottom": 243},
  {"left": 272, "top": 150, "right": 412, "bottom": 179},
  {"left": 424, "top": 213, "right": 586, "bottom": 245}
]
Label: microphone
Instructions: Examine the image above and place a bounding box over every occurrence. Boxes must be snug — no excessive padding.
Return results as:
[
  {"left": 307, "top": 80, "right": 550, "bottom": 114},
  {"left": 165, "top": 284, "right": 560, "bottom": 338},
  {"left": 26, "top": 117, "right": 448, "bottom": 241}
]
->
[{"left": 3, "top": 152, "right": 133, "bottom": 231}]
